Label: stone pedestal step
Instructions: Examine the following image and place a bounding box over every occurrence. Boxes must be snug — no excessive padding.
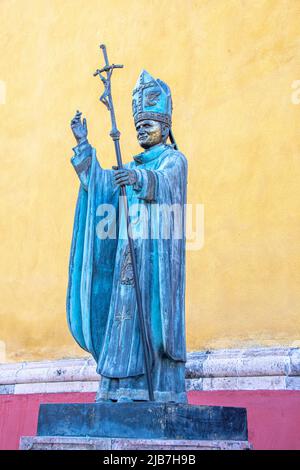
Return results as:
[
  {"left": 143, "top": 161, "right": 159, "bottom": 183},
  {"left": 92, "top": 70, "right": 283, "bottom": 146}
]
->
[{"left": 20, "top": 436, "right": 251, "bottom": 450}]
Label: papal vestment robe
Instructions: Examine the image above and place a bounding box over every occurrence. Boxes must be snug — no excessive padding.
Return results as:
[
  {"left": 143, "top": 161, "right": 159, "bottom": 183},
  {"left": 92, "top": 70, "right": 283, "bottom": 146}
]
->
[{"left": 67, "top": 141, "right": 188, "bottom": 402}]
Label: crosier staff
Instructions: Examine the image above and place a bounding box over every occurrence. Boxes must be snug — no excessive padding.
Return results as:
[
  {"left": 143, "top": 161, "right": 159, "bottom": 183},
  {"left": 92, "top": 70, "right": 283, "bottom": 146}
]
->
[{"left": 93, "top": 44, "right": 155, "bottom": 402}]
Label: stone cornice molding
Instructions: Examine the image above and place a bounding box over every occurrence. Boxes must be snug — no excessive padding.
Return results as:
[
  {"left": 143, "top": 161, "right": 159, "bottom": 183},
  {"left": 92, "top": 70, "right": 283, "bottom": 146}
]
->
[{"left": 1, "top": 347, "right": 300, "bottom": 394}]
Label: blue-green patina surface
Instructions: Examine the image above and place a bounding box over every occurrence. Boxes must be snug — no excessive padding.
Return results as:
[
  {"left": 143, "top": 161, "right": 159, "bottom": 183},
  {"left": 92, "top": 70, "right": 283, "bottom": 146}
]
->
[
  {"left": 67, "top": 142, "right": 187, "bottom": 402},
  {"left": 67, "top": 69, "right": 188, "bottom": 402}
]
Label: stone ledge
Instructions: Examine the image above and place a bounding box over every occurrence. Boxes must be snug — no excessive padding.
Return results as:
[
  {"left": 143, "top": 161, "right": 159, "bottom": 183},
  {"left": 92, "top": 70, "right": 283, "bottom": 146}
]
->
[
  {"left": 186, "top": 347, "right": 300, "bottom": 378},
  {"left": 20, "top": 436, "right": 252, "bottom": 450},
  {"left": 1, "top": 347, "right": 300, "bottom": 393},
  {"left": 0, "top": 357, "right": 96, "bottom": 386}
]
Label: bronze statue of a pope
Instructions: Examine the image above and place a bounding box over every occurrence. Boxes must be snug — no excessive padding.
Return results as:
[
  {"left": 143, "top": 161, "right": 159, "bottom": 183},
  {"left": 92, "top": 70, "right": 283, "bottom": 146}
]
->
[{"left": 67, "top": 64, "right": 188, "bottom": 404}]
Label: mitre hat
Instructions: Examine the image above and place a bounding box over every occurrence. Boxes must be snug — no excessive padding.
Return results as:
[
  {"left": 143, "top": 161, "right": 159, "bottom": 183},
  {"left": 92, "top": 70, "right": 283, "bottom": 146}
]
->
[{"left": 132, "top": 70, "right": 172, "bottom": 127}]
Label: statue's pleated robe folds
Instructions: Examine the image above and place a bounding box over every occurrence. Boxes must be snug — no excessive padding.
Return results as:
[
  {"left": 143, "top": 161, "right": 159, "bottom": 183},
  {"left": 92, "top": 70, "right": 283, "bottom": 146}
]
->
[{"left": 67, "top": 141, "right": 188, "bottom": 402}]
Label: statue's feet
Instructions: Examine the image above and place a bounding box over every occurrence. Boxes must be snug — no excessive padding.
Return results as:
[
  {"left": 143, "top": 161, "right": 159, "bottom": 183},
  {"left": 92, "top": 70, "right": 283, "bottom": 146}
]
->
[
  {"left": 117, "top": 396, "right": 133, "bottom": 403},
  {"left": 95, "top": 397, "right": 114, "bottom": 403}
]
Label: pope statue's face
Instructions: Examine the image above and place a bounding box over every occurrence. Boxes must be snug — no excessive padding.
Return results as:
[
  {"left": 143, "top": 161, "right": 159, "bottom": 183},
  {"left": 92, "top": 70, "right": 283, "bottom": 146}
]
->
[{"left": 136, "top": 119, "right": 163, "bottom": 149}]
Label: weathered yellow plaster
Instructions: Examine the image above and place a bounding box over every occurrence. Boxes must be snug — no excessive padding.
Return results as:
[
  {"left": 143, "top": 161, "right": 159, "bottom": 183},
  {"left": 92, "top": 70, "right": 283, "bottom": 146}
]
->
[{"left": 0, "top": 0, "right": 300, "bottom": 361}]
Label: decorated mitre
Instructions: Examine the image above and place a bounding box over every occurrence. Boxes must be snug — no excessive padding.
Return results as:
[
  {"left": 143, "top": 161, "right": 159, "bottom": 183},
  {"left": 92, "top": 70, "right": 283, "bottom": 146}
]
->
[{"left": 132, "top": 70, "right": 172, "bottom": 127}]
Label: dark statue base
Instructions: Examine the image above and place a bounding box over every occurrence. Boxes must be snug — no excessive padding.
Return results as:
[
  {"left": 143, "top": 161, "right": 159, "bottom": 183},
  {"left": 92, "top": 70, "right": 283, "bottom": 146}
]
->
[{"left": 19, "top": 402, "right": 251, "bottom": 449}]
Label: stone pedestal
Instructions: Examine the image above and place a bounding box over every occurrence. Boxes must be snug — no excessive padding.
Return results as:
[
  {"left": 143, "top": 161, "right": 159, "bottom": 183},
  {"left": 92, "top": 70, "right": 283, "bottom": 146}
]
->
[
  {"left": 20, "top": 402, "right": 251, "bottom": 450},
  {"left": 20, "top": 436, "right": 251, "bottom": 450}
]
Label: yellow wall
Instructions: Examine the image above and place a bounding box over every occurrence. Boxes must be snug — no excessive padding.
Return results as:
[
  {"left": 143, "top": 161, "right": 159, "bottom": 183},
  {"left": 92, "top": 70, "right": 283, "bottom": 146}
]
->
[{"left": 1, "top": 0, "right": 300, "bottom": 362}]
